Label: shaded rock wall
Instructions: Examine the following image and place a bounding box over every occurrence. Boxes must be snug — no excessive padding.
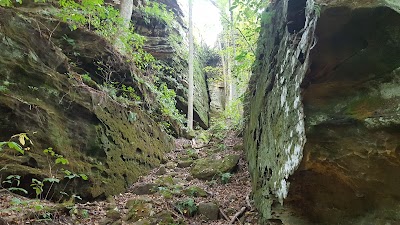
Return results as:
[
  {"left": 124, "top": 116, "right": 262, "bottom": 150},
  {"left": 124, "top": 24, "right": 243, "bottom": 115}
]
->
[
  {"left": 0, "top": 8, "right": 173, "bottom": 199},
  {"left": 245, "top": 0, "right": 400, "bottom": 224},
  {"left": 244, "top": 0, "right": 317, "bottom": 221},
  {"left": 132, "top": 0, "right": 210, "bottom": 129},
  {"left": 285, "top": 3, "right": 400, "bottom": 224}
]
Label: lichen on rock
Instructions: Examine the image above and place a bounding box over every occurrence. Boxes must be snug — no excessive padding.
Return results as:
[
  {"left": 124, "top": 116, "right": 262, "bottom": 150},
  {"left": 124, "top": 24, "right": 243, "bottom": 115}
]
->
[
  {"left": 246, "top": 0, "right": 400, "bottom": 224},
  {"left": 244, "top": 0, "right": 317, "bottom": 221},
  {"left": 0, "top": 7, "right": 173, "bottom": 199}
]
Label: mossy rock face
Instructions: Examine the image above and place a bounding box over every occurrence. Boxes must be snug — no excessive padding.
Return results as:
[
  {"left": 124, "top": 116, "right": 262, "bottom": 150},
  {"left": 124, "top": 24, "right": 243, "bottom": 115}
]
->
[
  {"left": 190, "top": 155, "right": 239, "bottom": 180},
  {"left": 132, "top": 7, "right": 210, "bottom": 130},
  {"left": 245, "top": 0, "right": 400, "bottom": 224},
  {"left": 183, "top": 186, "right": 208, "bottom": 197},
  {"left": 0, "top": 8, "right": 173, "bottom": 200}
]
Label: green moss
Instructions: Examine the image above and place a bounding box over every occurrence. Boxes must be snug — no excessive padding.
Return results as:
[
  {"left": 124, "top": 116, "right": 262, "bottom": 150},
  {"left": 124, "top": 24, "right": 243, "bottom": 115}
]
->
[
  {"left": 345, "top": 96, "right": 384, "bottom": 120},
  {"left": 0, "top": 8, "right": 173, "bottom": 200}
]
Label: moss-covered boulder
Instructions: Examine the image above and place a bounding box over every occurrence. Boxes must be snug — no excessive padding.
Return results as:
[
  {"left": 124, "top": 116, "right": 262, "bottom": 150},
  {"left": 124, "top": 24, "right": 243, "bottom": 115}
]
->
[
  {"left": 190, "top": 155, "right": 239, "bottom": 180},
  {"left": 0, "top": 8, "right": 173, "bottom": 199},
  {"left": 198, "top": 202, "right": 219, "bottom": 221},
  {"left": 183, "top": 186, "right": 208, "bottom": 197},
  {"left": 125, "top": 198, "right": 154, "bottom": 223}
]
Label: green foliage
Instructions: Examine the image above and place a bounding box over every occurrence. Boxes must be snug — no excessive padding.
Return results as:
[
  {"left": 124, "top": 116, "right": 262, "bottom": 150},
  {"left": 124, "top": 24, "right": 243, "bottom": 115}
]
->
[
  {"left": 2, "top": 175, "right": 29, "bottom": 194},
  {"left": 1, "top": 134, "right": 88, "bottom": 204},
  {"left": 157, "top": 185, "right": 182, "bottom": 199},
  {"left": 0, "top": 133, "right": 33, "bottom": 154},
  {"left": 204, "top": 66, "right": 223, "bottom": 83},
  {"left": 186, "top": 149, "right": 198, "bottom": 159},
  {"left": 62, "top": 169, "right": 88, "bottom": 181},
  {"left": 223, "top": 97, "right": 244, "bottom": 131},
  {"left": 220, "top": 172, "right": 232, "bottom": 184},
  {"left": 0, "top": 141, "right": 24, "bottom": 154},
  {"left": 43, "top": 147, "right": 69, "bottom": 165},
  {"left": 81, "top": 73, "right": 92, "bottom": 82},
  {"left": 128, "top": 111, "right": 137, "bottom": 122},
  {"left": 67, "top": 204, "right": 89, "bottom": 219},
  {"left": 141, "top": 2, "right": 175, "bottom": 26},
  {"left": 121, "top": 84, "right": 141, "bottom": 102},
  {"left": 0, "top": 0, "right": 23, "bottom": 6},
  {"left": 175, "top": 198, "right": 197, "bottom": 217},
  {"left": 157, "top": 83, "right": 185, "bottom": 124},
  {"left": 58, "top": 0, "right": 155, "bottom": 69},
  {"left": 155, "top": 175, "right": 183, "bottom": 199}
]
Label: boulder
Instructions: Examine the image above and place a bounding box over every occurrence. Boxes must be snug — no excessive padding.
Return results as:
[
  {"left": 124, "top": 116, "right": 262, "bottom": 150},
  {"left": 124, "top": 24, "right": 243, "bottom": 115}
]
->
[
  {"left": 190, "top": 155, "right": 240, "bottom": 180},
  {"left": 106, "top": 209, "right": 121, "bottom": 220},
  {"left": 130, "top": 183, "right": 158, "bottom": 195},
  {"left": 183, "top": 186, "right": 208, "bottom": 197},
  {"left": 155, "top": 165, "right": 167, "bottom": 175},
  {"left": 198, "top": 202, "right": 219, "bottom": 221},
  {"left": 125, "top": 198, "right": 154, "bottom": 223},
  {"left": 177, "top": 159, "right": 194, "bottom": 168}
]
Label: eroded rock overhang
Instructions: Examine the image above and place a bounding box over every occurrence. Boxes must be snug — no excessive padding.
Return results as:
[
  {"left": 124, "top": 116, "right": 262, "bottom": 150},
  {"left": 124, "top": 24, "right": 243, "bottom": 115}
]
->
[
  {"left": 245, "top": 0, "right": 400, "bottom": 224},
  {"left": 285, "top": 1, "right": 400, "bottom": 224}
]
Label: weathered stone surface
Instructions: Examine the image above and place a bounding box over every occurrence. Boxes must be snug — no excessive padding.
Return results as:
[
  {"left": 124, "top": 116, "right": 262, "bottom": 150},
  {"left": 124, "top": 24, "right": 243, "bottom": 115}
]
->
[
  {"left": 155, "top": 165, "right": 167, "bottom": 175},
  {"left": 106, "top": 209, "right": 121, "bottom": 220},
  {"left": 198, "top": 202, "right": 219, "bottom": 221},
  {"left": 130, "top": 183, "right": 158, "bottom": 195},
  {"left": 125, "top": 198, "right": 154, "bottom": 223},
  {"left": 285, "top": 2, "right": 400, "bottom": 225},
  {"left": 0, "top": 8, "right": 173, "bottom": 199},
  {"left": 246, "top": 0, "right": 400, "bottom": 224},
  {"left": 190, "top": 155, "right": 239, "bottom": 180},
  {"left": 183, "top": 186, "right": 208, "bottom": 197},
  {"left": 244, "top": 0, "right": 316, "bottom": 222},
  {"left": 177, "top": 159, "right": 194, "bottom": 168},
  {"left": 131, "top": 0, "right": 210, "bottom": 130}
]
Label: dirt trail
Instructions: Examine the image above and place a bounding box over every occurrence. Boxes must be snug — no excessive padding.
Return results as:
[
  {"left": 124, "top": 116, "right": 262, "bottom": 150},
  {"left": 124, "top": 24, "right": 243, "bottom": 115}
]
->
[{"left": 0, "top": 133, "right": 258, "bottom": 224}]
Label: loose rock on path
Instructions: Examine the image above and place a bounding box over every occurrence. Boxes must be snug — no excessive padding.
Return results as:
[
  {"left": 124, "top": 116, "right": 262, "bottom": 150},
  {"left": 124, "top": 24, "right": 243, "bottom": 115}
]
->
[{"left": 0, "top": 133, "right": 258, "bottom": 224}]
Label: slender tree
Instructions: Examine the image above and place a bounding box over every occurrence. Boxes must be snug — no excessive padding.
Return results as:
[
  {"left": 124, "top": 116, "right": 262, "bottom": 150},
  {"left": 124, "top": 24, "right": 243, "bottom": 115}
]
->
[
  {"left": 115, "top": 0, "right": 134, "bottom": 52},
  {"left": 228, "top": 0, "right": 236, "bottom": 101},
  {"left": 187, "top": 0, "right": 194, "bottom": 130}
]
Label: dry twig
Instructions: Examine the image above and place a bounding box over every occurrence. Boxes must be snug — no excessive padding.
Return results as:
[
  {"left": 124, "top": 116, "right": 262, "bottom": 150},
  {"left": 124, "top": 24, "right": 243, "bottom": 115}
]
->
[
  {"left": 219, "top": 208, "right": 230, "bottom": 221},
  {"left": 229, "top": 206, "right": 247, "bottom": 224}
]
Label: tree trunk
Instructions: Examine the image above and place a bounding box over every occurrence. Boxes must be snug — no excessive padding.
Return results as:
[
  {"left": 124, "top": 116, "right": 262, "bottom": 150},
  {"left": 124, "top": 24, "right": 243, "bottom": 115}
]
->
[
  {"left": 116, "top": 0, "right": 134, "bottom": 52},
  {"left": 228, "top": 0, "right": 236, "bottom": 101},
  {"left": 187, "top": 0, "right": 194, "bottom": 130},
  {"left": 218, "top": 38, "right": 227, "bottom": 109}
]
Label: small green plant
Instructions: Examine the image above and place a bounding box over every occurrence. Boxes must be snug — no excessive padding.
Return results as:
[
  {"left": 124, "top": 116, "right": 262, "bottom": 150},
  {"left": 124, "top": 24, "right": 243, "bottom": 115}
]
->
[
  {"left": 31, "top": 178, "right": 44, "bottom": 198},
  {"left": 186, "top": 149, "right": 198, "bottom": 159},
  {"left": 220, "top": 172, "right": 232, "bottom": 184},
  {"left": 175, "top": 198, "right": 197, "bottom": 217},
  {"left": 81, "top": 73, "right": 92, "bottom": 82},
  {"left": 157, "top": 83, "right": 185, "bottom": 124},
  {"left": 128, "top": 111, "right": 137, "bottom": 122},
  {"left": 121, "top": 84, "right": 141, "bottom": 101},
  {"left": 43, "top": 147, "right": 69, "bottom": 165},
  {"left": 62, "top": 34, "right": 75, "bottom": 46},
  {"left": 57, "top": 0, "right": 155, "bottom": 69},
  {"left": 2, "top": 175, "right": 28, "bottom": 194},
  {"left": 0, "top": 133, "right": 32, "bottom": 154}
]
